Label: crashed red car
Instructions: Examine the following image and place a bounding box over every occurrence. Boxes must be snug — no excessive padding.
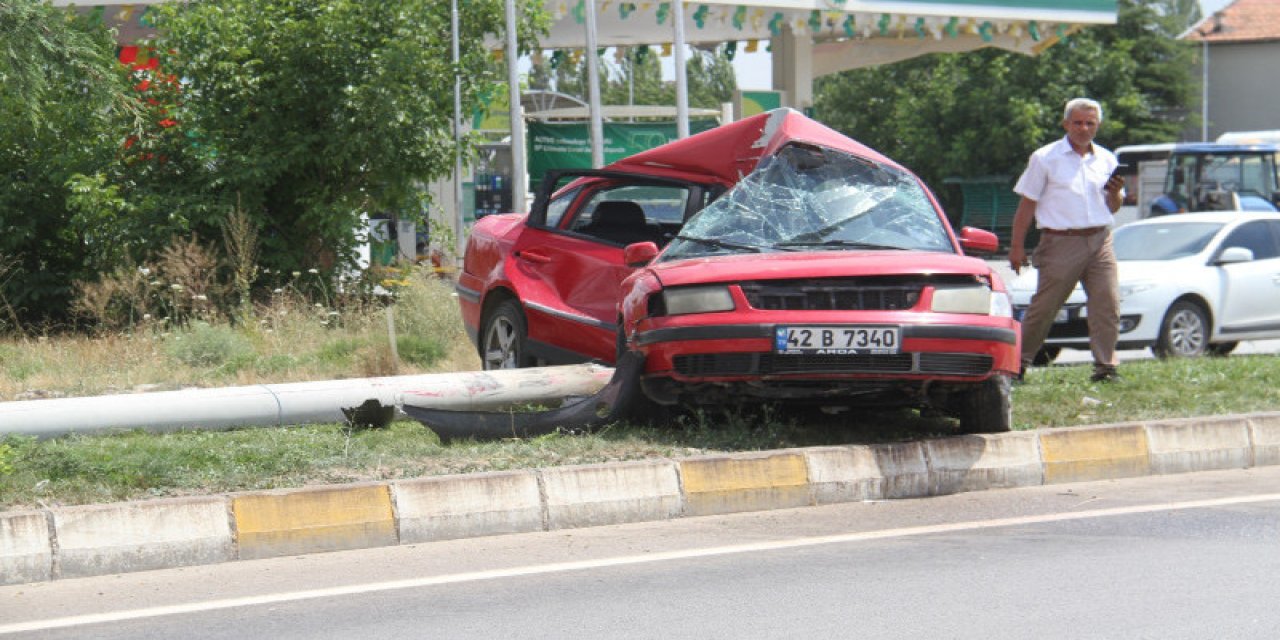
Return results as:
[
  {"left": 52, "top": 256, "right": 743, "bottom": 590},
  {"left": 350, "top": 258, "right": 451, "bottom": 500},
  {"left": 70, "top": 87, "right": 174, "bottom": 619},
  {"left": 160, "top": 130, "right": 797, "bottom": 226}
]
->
[{"left": 456, "top": 109, "right": 1019, "bottom": 432}]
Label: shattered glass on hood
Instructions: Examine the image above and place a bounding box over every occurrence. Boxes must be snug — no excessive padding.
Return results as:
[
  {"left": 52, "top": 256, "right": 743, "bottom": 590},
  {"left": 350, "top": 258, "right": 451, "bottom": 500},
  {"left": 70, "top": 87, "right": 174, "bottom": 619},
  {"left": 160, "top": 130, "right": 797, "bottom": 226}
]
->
[{"left": 661, "top": 143, "right": 953, "bottom": 261}]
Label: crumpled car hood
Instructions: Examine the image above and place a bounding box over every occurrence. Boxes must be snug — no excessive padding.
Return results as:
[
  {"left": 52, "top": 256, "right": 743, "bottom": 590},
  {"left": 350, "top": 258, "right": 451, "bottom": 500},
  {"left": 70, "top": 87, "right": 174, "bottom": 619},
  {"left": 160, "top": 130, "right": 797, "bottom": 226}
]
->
[
  {"left": 647, "top": 250, "right": 994, "bottom": 289},
  {"left": 608, "top": 108, "right": 905, "bottom": 186}
]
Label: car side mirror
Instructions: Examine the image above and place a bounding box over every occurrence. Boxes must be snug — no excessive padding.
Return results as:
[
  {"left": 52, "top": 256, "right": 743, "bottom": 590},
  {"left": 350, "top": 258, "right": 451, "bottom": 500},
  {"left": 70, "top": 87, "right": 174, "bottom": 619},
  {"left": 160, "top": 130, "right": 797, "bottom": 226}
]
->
[
  {"left": 623, "top": 241, "right": 660, "bottom": 267},
  {"left": 958, "top": 227, "right": 999, "bottom": 254},
  {"left": 1217, "top": 246, "right": 1255, "bottom": 264}
]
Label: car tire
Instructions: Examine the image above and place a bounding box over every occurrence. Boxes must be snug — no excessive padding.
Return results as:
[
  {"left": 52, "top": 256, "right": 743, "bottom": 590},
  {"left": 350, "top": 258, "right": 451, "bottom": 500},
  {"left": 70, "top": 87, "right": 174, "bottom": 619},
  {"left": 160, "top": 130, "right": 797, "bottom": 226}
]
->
[
  {"left": 480, "top": 299, "right": 536, "bottom": 370},
  {"left": 1208, "top": 341, "right": 1238, "bottom": 357},
  {"left": 1032, "top": 346, "right": 1061, "bottom": 366},
  {"left": 1152, "top": 300, "right": 1209, "bottom": 359},
  {"left": 956, "top": 374, "right": 1012, "bottom": 434},
  {"left": 611, "top": 330, "right": 671, "bottom": 426}
]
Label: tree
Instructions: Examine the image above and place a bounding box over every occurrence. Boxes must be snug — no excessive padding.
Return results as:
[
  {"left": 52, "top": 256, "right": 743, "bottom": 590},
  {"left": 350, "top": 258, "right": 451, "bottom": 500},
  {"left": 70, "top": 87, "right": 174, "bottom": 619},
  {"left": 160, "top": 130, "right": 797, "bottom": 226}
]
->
[
  {"left": 813, "top": 0, "right": 1197, "bottom": 212},
  {"left": 685, "top": 46, "right": 737, "bottom": 110},
  {"left": 133, "top": 0, "right": 549, "bottom": 277},
  {"left": 537, "top": 44, "right": 737, "bottom": 112},
  {"left": 0, "top": 1, "right": 140, "bottom": 325}
]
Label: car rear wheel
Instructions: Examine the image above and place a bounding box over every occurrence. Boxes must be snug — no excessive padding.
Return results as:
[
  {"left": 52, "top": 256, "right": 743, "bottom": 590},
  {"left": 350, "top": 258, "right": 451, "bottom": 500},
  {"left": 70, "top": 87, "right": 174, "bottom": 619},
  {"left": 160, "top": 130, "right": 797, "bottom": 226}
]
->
[
  {"left": 956, "top": 374, "right": 1012, "bottom": 434},
  {"left": 481, "top": 300, "right": 536, "bottom": 370},
  {"left": 1152, "top": 301, "right": 1209, "bottom": 359}
]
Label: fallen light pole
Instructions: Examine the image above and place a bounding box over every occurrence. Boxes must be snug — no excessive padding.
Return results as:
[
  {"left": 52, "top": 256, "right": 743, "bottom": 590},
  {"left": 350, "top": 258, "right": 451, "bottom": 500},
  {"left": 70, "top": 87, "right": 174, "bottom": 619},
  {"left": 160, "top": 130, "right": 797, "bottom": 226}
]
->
[{"left": 0, "top": 365, "right": 614, "bottom": 439}]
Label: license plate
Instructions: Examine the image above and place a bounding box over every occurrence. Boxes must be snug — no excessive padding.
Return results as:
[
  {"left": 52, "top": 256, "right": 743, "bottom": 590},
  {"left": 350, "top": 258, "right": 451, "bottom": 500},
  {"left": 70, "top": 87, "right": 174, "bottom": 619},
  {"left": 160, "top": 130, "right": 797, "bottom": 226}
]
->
[{"left": 774, "top": 325, "right": 900, "bottom": 355}]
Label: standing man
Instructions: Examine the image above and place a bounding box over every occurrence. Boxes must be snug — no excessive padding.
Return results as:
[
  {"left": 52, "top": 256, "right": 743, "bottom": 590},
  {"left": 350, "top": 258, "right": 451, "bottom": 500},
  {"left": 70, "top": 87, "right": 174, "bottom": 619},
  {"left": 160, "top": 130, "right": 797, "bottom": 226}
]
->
[{"left": 1009, "top": 98, "right": 1125, "bottom": 382}]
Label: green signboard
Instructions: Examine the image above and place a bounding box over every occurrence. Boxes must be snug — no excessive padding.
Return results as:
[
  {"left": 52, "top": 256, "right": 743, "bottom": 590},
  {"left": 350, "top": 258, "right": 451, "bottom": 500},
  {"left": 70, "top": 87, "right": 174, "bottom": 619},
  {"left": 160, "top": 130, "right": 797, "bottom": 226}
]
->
[
  {"left": 737, "top": 90, "right": 783, "bottom": 119},
  {"left": 527, "top": 119, "right": 718, "bottom": 189}
]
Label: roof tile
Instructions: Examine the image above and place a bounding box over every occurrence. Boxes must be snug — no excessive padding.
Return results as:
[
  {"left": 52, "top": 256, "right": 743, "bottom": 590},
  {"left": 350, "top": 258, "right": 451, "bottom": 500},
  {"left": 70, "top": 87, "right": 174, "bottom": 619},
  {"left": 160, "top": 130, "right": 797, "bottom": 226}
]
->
[{"left": 1183, "top": 0, "right": 1280, "bottom": 43}]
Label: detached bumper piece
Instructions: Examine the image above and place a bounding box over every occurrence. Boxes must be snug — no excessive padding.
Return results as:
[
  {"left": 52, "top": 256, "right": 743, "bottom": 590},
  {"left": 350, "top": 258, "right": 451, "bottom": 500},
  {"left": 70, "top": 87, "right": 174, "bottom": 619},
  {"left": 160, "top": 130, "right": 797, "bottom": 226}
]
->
[{"left": 402, "top": 353, "right": 646, "bottom": 442}]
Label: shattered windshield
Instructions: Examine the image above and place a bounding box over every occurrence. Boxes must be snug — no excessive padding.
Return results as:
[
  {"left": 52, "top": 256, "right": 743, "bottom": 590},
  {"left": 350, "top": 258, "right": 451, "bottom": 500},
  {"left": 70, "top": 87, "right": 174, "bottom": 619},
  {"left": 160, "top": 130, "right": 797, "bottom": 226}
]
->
[{"left": 660, "top": 143, "right": 953, "bottom": 261}]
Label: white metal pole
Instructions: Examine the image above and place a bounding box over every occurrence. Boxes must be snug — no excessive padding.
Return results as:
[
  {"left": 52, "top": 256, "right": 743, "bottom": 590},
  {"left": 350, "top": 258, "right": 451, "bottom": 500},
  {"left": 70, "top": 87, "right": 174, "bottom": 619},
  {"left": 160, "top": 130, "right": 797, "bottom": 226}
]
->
[
  {"left": 505, "top": 0, "right": 528, "bottom": 211},
  {"left": 1201, "top": 38, "right": 1209, "bottom": 142},
  {"left": 451, "top": 0, "right": 465, "bottom": 262},
  {"left": 672, "top": 0, "right": 689, "bottom": 138},
  {"left": 584, "top": 0, "right": 605, "bottom": 167}
]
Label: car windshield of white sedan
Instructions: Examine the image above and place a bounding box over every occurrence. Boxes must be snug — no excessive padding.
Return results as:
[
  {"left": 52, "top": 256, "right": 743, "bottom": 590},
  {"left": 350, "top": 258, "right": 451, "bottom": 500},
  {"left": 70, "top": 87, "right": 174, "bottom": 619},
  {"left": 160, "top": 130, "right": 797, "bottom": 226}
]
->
[
  {"left": 660, "top": 144, "right": 952, "bottom": 260},
  {"left": 1113, "top": 222, "right": 1224, "bottom": 260}
]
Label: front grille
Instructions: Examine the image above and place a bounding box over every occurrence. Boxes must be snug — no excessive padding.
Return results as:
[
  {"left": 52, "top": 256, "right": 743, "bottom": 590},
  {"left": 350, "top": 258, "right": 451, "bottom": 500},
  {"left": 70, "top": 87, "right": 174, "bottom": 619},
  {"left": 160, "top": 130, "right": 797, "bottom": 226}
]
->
[
  {"left": 739, "top": 275, "right": 979, "bottom": 311},
  {"left": 917, "top": 353, "right": 995, "bottom": 375},
  {"left": 673, "top": 352, "right": 992, "bottom": 377}
]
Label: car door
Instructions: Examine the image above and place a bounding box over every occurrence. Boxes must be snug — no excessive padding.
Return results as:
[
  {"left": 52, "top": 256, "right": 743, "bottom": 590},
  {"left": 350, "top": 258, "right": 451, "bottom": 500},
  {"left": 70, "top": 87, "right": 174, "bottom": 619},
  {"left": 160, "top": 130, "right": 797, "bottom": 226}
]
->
[
  {"left": 509, "top": 170, "right": 713, "bottom": 364},
  {"left": 1214, "top": 220, "right": 1280, "bottom": 337}
]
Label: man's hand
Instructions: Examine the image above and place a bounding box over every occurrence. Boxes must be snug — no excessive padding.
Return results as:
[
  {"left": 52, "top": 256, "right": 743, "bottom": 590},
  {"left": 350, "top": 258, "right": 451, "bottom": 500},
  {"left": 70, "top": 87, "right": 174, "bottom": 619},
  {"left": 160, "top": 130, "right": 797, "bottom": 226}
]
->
[
  {"left": 1104, "top": 174, "right": 1124, "bottom": 213},
  {"left": 1008, "top": 246, "right": 1029, "bottom": 275}
]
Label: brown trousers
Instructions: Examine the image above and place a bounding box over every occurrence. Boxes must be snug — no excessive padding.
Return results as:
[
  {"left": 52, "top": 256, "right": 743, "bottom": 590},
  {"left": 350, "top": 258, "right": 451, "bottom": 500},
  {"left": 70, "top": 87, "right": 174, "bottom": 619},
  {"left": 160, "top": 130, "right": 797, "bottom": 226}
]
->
[{"left": 1021, "top": 230, "right": 1120, "bottom": 372}]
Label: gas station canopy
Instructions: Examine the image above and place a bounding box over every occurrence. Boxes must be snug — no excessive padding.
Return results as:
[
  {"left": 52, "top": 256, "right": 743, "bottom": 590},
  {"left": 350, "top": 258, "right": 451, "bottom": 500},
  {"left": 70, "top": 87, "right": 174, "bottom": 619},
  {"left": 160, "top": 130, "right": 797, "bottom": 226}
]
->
[{"left": 538, "top": 0, "right": 1117, "bottom": 105}]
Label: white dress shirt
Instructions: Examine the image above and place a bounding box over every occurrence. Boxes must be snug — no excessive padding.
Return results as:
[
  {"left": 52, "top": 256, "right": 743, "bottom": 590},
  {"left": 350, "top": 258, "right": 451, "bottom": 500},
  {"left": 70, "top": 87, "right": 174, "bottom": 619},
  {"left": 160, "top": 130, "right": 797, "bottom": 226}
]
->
[{"left": 1013, "top": 136, "right": 1119, "bottom": 230}]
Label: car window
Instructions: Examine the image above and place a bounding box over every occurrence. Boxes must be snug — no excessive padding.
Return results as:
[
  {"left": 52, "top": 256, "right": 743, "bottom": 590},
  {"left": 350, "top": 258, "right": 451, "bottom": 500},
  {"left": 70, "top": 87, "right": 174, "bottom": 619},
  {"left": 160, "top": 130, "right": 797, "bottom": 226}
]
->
[
  {"left": 544, "top": 185, "right": 582, "bottom": 229},
  {"left": 661, "top": 143, "right": 952, "bottom": 260},
  {"left": 1221, "top": 220, "right": 1280, "bottom": 260},
  {"left": 1113, "top": 222, "right": 1223, "bottom": 260},
  {"left": 566, "top": 184, "right": 692, "bottom": 246}
]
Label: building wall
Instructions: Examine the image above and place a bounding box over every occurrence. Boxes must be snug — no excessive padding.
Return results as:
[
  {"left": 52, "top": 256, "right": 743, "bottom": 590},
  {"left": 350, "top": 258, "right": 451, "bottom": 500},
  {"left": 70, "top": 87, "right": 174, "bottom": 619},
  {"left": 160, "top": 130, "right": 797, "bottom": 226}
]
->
[{"left": 1201, "top": 40, "right": 1280, "bottom": 140}]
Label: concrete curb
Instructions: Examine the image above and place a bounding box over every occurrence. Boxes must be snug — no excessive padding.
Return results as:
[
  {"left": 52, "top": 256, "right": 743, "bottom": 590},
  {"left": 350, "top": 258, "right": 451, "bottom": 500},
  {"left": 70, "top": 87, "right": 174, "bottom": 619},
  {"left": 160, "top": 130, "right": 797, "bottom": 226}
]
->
[{"left": 4, "top": 411, "right": 1279, "bottom": 586}]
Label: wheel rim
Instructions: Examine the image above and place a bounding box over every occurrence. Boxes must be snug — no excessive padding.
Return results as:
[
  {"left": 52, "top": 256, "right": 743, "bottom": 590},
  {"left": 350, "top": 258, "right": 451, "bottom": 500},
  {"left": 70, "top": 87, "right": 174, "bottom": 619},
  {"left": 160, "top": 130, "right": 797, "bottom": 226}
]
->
[
  {"left": 1166, "top": 307, "right": 1207, "bottom": 357},
  {"left": 482, "top": 315, "right": 520, "bottom": 369}
]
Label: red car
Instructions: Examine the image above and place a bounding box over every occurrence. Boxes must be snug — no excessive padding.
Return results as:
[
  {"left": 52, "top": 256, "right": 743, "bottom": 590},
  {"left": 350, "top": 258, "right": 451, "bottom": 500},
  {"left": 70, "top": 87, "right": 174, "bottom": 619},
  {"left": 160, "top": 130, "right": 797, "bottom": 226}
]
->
[{"left": 456, "top": 109, "right": 1019, "bottom": 433}]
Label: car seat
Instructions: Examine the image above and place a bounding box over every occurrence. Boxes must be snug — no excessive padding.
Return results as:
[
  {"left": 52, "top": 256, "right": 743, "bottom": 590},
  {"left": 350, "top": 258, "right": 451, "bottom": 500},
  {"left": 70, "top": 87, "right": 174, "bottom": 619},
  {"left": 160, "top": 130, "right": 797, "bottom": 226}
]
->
[{"left": 584, "top": 201, "right": 656, "bottom": 245}]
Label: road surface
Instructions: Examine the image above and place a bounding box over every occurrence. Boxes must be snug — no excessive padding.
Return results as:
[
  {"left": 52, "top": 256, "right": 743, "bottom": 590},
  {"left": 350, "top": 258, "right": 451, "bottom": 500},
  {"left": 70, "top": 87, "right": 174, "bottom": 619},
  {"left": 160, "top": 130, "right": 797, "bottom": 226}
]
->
[{"left": 4, "top": 467, "right": 1279, "bottom": 639}]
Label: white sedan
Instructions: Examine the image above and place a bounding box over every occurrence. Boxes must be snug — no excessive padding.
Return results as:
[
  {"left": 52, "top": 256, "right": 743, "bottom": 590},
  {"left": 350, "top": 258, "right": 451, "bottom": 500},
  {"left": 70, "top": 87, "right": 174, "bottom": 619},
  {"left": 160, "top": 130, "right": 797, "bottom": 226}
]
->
[{"left": 1009, "top": 212, "right": 1280, "bottom": 362}]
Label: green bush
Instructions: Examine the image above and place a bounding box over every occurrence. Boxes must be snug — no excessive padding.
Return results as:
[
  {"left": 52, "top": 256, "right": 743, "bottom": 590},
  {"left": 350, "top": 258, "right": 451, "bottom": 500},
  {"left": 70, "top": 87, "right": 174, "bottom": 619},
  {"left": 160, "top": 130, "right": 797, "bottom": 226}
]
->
[{"left": 165, "top": 322, "right": 255, "bottom": 368}]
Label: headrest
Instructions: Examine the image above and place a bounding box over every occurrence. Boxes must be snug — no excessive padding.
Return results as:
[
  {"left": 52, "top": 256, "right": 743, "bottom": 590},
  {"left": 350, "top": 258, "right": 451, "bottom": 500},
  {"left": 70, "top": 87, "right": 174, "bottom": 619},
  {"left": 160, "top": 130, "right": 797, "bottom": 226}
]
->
[{"left": 592, "top": 201, "right": 646, "bottom": 228}]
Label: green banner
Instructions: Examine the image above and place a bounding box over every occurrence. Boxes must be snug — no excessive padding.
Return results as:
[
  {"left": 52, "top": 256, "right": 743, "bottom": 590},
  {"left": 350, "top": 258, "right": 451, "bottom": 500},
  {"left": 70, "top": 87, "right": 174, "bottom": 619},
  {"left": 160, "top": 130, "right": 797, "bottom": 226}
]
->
[{"left": 527, "top": 120, "right": 718, "bottom": 189}]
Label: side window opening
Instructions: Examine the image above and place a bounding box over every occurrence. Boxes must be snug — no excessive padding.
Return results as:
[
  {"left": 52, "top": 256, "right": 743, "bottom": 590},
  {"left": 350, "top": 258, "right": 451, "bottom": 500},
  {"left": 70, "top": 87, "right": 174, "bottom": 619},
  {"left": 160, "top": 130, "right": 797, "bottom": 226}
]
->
[{"left": 570, "top": 185, "right": 692, "bottom": 247}]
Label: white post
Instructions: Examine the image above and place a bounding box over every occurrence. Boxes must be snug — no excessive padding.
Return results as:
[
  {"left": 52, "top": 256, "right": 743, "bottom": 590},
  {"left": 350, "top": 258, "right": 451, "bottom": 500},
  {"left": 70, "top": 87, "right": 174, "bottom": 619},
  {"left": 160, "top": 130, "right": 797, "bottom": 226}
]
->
[
  {"left": 451, "top": 0, "right": 465, "bottom": 262},
  {"left": 505, "top": 0, "right": 528, "bottom": 211},
  {"left": 1201, "top": 38, "right": 1209, "bottom": 142},
  {"left": 672, "top": 0, "right": 689, "bottom": 138},
  {"left": 584, "top": 0, "right": 605, "bottom": 167}
]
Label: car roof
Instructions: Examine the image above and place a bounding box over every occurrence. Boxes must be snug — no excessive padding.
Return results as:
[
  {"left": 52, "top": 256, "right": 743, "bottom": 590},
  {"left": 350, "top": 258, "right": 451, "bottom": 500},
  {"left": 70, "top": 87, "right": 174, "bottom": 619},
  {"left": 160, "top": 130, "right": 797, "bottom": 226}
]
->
[
  {"left": 1115, "top": 142, "right": 1280, "bottom": 157},
  {"left": 1124, "top": 211, "right": 1280, "bottom": 227},
  {"left": 605, "top": 108, "right": 908, "bottom": 186}
]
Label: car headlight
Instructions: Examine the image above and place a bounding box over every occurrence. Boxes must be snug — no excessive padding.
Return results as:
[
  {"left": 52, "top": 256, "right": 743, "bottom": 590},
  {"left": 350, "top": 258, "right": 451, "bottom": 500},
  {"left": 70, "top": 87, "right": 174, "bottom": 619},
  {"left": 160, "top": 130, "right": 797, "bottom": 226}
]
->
[
  {"left": 1119, "top": 282, "right": 1157, "bottom": 299},
  {"left": 932, "top": 286, "right": 1012, "bottom": 317},
  {"left": 663, "top": 285, "right": 735, "bottom": 315}
]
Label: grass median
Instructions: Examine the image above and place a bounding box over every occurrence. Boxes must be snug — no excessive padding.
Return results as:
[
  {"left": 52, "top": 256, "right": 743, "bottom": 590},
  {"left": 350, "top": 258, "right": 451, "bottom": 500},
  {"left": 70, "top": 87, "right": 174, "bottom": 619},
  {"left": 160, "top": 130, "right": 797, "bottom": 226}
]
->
[{"left": 3, "top": 353, "right": 1278, "bottom": 511}]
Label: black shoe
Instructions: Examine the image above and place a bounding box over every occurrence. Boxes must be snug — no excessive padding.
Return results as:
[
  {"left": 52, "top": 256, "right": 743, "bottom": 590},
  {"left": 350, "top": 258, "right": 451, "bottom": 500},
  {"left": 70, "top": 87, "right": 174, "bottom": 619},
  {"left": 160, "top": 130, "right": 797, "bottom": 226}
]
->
[{"left": 1090, "top": 367, "right": 1121, "bottom": 383}]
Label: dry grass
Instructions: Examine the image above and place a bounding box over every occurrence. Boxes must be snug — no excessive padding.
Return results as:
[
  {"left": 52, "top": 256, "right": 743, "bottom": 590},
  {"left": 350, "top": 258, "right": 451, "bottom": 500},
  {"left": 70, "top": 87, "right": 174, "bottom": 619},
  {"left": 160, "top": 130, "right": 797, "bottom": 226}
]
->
[{"left": 0, "top": 271, "right": 479, "bottom": 401}]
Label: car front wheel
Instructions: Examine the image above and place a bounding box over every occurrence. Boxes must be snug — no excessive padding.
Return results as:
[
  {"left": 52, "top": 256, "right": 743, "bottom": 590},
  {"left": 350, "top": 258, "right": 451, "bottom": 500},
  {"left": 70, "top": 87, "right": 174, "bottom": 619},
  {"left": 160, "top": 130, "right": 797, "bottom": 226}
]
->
[
  {"left": 480, "top": 300, "right": 536, "bottom": 370},
  {"left": 956, "top": 374, "right": 1012, "bottom": 434},
  {"left": 1208, "top": 341, "right": 1238, "bottom": 357},
  {"left": 1152, "top": 301, "right": 1209, "bottom": 359}
]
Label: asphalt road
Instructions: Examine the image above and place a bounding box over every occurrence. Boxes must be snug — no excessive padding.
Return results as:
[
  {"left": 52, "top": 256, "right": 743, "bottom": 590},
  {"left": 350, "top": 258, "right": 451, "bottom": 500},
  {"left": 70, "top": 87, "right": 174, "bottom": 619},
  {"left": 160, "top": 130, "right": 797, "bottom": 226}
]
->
[{"left": 4, "top": 467, "right": 1280, "bottom": 639}]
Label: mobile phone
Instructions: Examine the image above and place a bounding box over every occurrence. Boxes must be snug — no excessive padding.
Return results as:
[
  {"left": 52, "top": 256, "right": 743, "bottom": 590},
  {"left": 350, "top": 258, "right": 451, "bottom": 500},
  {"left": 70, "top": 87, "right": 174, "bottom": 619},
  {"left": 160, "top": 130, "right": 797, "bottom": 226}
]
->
[{"left": 1108, "top": 163, "right": 1130, "bottom": 181}]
